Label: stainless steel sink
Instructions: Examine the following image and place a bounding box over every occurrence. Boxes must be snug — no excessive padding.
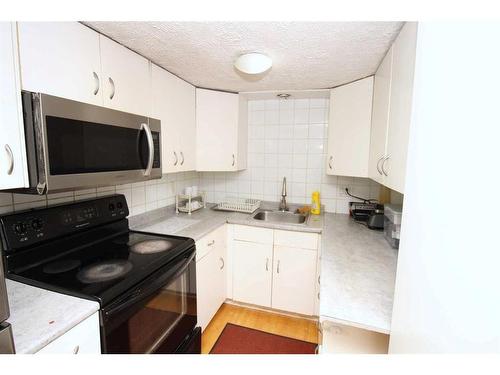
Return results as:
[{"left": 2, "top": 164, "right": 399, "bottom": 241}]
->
[{"left": 251, "top": 210, "right": 308, "bottom": 225}]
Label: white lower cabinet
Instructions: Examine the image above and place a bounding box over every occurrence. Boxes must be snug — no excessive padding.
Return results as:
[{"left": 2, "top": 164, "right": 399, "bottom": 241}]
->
[
  {"left": 195, "top": 225, "right": 227, "bottom": 331},
  {"left": 231, "top": 225, "right": 319, "bottom": 316},
  {"left": 37, "top": 312, "right": 101, "bottom": 354},
  {"left": 272, "top": 246, "right": 317, "bottom": 316},
  {"left": 232, "top": 240, "right": 273, "bottom": 308}
]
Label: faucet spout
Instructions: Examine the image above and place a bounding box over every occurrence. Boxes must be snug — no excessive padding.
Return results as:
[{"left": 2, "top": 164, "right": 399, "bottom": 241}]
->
[{"left": 279, "top": 177, "right": 289, "bottom": 211}]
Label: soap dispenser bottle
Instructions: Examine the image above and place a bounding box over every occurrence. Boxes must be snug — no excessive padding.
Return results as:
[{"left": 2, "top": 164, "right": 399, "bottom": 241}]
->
[{"left": 311, "top": 191, "right": 321, "bottom": 215}]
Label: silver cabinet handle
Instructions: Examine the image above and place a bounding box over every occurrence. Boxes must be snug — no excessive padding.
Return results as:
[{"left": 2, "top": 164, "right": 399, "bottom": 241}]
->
[
  {"left": 173, "top": 151, "right": 178, "bottom": 166},
  {"left": 93, "top": 72, "right": 100, "bottom": 95},
  {"left": 73, "top": 345, "right": 80, "bottom": 354},
  {"left": 232, "top": 154, "right": 235, "bottom": 167},
  {"left": 318, "top": 275, "right": 321, "bottom": 285},
  {"left": 328, "top": 156, "right": 333, "bottom": 170},
  {"left": 277, "top": 260, "right": 280, "bottom": 274},
  {"left": 5, "top": 144, "right": 14, "bottom": 175},
  {"left": 376, "top": 156, "right": 384, "bottom": 175},
  {"left": 180, "top": 151, "right": 184, "bottom": 166},
  {"left": 381, "top": 156, "right": 389, "bottom": 176},
  {"left": 207, "top": 239, "right": 215, "bottom": 247},
  {"left": 108, "top": 77, "right": 115, "bottom": 100},
  {"left": 141, "top": 123, "right": 154, "bottom": 176},
  {"left": 219, "top": 257, "right": 224, "bottom": 270},
  {"left": 317, "top": 292, "right": 320, "bottom": 300},
  {"left": 265, "top": 258, "right": 269, "bottom": 271}
]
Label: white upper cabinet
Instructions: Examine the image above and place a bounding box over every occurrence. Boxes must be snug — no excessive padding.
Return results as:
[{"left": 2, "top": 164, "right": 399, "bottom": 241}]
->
[
  {"left": 99, "top": 35, "right": 151, "bottom": 116},
  {"left": 384, "top": 22, "right": 418, "bottom": 193},
  {"left": 17, "top": 22, "right": 102, "bottom": 106},
  {"left": 369, "top": 47, "right": 393, "bottom": 184},
  {"left": 196, "top": 88, "right": 248, "bottom": 171},
  {"left": 152, "top": 64, "right": 196, "bottom": 173},
  {"left": 0, "top": 23, "right": 29, "bottom": 190},
  {"left": 326, "top": 77, "right": 374, "bottom": 177}
]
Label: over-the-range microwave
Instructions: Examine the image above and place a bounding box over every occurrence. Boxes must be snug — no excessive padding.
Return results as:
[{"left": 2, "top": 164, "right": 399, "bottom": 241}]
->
[{"left": 14, "top": 92, "right": 161, "bottom": 194}]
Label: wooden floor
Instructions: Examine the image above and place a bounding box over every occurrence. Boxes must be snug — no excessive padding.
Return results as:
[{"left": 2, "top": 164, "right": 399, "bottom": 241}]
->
[{"left": 201, "top": 303, "right": 319, "bottom": 354}]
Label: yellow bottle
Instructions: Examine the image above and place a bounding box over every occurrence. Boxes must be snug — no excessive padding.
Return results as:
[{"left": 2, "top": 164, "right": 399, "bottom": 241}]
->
[{"left": 311, "top": 191, "right": 321, "bottom": 215}]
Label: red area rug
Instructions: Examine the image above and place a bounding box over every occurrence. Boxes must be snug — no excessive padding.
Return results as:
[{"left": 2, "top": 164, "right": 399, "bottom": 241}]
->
[{"left": 210, "top": 323, "right": 317, "bottom": 354}]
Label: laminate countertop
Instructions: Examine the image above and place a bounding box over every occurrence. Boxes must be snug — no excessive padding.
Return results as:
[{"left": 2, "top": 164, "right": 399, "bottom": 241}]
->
[
  {"left": 132, "top": 204, "right": 398, "bottom": 334},
  {"left": 5, "top": 279, "right": 99, "bottom": 354}
]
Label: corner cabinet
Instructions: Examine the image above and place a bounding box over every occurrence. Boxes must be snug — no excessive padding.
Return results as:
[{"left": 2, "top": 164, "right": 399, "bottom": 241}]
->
[
  {"left": 326, "top": 77, "right": 374, "bottom": 177},
  {"left": 368, "top": 22, "right": 418, "bottom": 193},
  {"left": 0, "top": 22, "right": 29, "bottom": 190},
  {"left": 195, "top": 89, "right": 248, "bottom": 171},
  {"left": 152, "top": 64, "right": 196, "bottom": 173}
]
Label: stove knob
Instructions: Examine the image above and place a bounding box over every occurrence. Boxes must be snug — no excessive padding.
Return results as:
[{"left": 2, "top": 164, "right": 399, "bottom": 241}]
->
[
  {"left": 14, "top": 222, "right": 27, "bottom": 234},
  {"left": 109, "top": 203, "right": 115, "bottom": 211},
  {"left": 32, "top": 218, "right": 43, "bottom": 230}
]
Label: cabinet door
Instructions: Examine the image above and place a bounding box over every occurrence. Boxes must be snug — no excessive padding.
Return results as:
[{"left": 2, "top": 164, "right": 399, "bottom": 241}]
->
[
  {"left": 196, "top": 251, "right": 217, "bottom": 331},
  {"left": 196, "top": 88, "right": 239, "bottom": 171},
  {"left": 17, "top": 22, "right": 102, "bottom": 106},
  {"left": 369, "top": 47, "right": 393, "bottom": 184},
  {"left": 152, "top": 64, "right": 181, "bottom": 173},
  {"left": 37, "top": 312, "right": 101, "bottom": 354},
  {"left": 100, "top": 35, "right": 151, "bottom": 116},
  {"left": 272, "top": 246, "right": 317, "bottom": 315},
  {"left": 385, "top": 22, "right": 418, "bottom": 193},
  {"left": 326, "top": 77, "right": 374, "bottom": 177},
  {"left": 176, "top": 79, "right": 196, "bottom": 172},
  {"left": 232, "top": 240, "right": 272, "bottom": 307},
  {"left": 215, "top": 233, "right": 227, "bottom": 308},
  {"left": 0, "top": 23, "right": 28, "bottom": 190}
]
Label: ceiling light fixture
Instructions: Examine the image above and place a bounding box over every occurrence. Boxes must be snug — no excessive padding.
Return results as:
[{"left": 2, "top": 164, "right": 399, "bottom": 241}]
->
[
  {"left": 234, "top": 52, "right": 272, "bottom": 75},
  {"left": 277, "top": 93, "right": 291, "bottom": 99}
]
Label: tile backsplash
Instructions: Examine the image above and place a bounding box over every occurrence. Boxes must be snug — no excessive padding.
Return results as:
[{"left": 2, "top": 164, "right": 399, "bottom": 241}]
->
[
  {"left": 0, "top": 97, "right": 390, "bottom": 217},
  {"left": 200, "top": 97, "right": 381, "bottom": 214},
  {"left": 0, "top": 171, "right": 199, "bottom": 217}
]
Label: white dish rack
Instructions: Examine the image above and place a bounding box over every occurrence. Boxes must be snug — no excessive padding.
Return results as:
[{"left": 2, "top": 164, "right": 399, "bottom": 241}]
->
[
  {"left": 213, "top": 198, "right": 261, "bottom": 214},
  {"left": 176, "top": 192, "right": 206, "bottom": 215}
]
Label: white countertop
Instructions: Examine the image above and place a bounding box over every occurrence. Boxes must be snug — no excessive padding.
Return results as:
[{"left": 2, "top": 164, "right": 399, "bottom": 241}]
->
[
  {"left": 133, "top": 204, "right": 397, "bottom": 334},
  {"left": 6, "top": 279, "right": 100, "bottom": 353}
]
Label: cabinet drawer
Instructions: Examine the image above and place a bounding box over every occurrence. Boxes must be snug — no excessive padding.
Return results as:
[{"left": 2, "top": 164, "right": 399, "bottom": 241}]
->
[
  {"left": 274, "top": 230, "right": 318, "bottom": 250},
  {"left": 232, "top": 225, "right": 274, "bottom": 245},
  {"left": 196, "top": 224, "right": 226, "bottom": 261},
  {"left": 37, "top": 312, "right": 101, "bottom": 354}
]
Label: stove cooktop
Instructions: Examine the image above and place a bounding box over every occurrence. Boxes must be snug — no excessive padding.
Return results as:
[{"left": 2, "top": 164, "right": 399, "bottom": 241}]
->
[
  {"left": 0, "top": 195, "right": 195, "bottom": 306},
  {"left": 6, "top": 229, "right": 194, "bottom": 306}
]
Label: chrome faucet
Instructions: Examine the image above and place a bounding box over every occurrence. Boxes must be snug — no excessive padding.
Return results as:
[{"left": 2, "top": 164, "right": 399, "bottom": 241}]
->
[{"left": 278, "top": 177, "right": 289, "bottom": 212}]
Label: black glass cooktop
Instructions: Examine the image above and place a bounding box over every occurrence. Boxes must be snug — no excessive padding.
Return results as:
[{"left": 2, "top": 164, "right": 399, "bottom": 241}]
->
[{"left": 5, "top": 227, "right": 195, "bottom": 306}]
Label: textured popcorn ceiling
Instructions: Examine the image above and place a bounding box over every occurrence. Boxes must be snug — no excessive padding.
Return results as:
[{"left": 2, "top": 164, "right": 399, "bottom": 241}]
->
[{"left": 84, "top": 22, "right": 404, "bottom": 92}]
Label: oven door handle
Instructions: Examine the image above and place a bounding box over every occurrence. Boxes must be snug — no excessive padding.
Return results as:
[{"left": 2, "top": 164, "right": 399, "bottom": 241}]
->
[
  {"left": 141, "top": 123, "right": 154, "bottom": 177},
  {"left": 103, "top": 250, "right": 195, "bottom": 319}
]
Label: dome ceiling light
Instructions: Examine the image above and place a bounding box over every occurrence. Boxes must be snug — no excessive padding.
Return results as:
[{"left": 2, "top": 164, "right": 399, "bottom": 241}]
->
[{"left": 234, "top": 52, "right": 273, "bottom": 75}]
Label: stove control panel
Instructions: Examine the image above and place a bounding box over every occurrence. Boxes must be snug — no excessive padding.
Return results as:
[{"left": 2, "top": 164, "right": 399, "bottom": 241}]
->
[{"left": 0, "top": 194, "right": 129, "bottom": 251}]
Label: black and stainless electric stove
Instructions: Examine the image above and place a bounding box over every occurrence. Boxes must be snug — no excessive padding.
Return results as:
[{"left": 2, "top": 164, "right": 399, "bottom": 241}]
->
[{"left": 0, "top": 195, "right": 200, "bottom": 354}]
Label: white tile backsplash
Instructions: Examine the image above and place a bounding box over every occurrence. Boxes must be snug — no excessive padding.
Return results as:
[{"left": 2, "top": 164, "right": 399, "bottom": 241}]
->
[
  {"left": 0, "top": 171, "right": 199, "bottom": 217},
  {"left": 201, "top": 97, "right": 382, "bottom": 213}
]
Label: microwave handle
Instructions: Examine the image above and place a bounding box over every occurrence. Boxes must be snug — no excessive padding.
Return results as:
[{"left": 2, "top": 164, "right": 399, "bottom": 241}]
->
[
  {"left": 103, "top": 250, "right": 195, "bottom": 319},
  {"left": 141, "top": 123, "right": 154, "bottom": 176}
]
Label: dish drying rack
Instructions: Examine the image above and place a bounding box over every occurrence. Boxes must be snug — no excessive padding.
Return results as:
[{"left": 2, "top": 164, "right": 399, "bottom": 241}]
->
[
  {"left": 212, "top": 198, "right": 261, "bottom": 214},
  {"left": 176, "top": 192, "right": 206, "bottom": 214}
]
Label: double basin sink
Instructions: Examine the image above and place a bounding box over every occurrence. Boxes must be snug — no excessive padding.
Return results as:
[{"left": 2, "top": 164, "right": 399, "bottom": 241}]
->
[{"left": 251, "top": 209, "right": 309, "bottom": 225}]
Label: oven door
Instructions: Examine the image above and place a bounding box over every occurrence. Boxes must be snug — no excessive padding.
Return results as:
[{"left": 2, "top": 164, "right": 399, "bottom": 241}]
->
[
  {"left": 100, "top": 247, "right": 197, "bottom": 354},
  {"left": 22, "top": 92, "right": 161, "bottom": 193}
]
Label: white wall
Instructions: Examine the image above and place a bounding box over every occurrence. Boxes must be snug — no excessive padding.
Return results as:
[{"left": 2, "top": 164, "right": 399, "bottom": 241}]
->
[
  {"left": 200, "top": 97, "right": 381, "bottom": 213},
  {"left": 0, "top": 171, "right": 199, "bottom": 217},
  {"left": 389, "top": 22, "right": 500, "bottom": 353}
]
